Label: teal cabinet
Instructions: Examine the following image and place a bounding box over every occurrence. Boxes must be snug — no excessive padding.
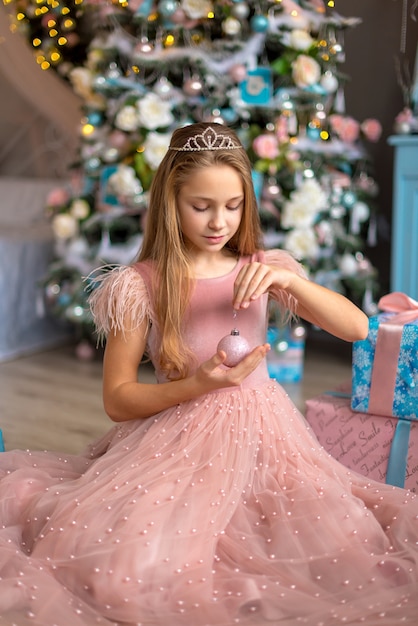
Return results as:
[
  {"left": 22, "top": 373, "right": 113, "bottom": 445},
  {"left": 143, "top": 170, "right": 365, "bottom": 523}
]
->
[{"left": 388, "top": 135, "right": 418, "bottom": 300}]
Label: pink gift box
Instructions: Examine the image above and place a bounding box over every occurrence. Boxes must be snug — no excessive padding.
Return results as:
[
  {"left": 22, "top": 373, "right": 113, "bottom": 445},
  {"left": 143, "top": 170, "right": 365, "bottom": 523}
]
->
[{"left": 305, "top": 389, "right": 418, "bottom": 492}]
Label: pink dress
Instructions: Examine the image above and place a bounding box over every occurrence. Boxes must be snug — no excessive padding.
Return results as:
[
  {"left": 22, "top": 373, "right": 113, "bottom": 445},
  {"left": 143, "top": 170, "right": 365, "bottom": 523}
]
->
[{"left": 1, "top": 250, "right": 418, "bottom": 626}]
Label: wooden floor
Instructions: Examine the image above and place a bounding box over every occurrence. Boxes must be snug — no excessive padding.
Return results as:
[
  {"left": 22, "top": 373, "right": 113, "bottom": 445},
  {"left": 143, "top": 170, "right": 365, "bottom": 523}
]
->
[{"left": 0, "top": 338, "right": 352, "bottom": 454}]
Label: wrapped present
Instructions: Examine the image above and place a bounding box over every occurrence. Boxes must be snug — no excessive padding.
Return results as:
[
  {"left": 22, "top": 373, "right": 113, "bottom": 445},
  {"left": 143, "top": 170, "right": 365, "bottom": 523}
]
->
[
  {"left": 266, "top": 323, "right": 306, "bottom": 382},
  {"left": 352, "top": 292, "right": 418, "bottom": 419},
  {"left": 305, "top": 388, "right": 418, "bottom": 490},
  {"left": 0, "top": 430, "right": 4, "bottom": 452}
]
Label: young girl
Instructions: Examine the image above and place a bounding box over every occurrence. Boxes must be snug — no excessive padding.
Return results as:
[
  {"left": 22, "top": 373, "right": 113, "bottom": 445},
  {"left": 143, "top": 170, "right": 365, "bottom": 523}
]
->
[{"left": 0, "top": 122, "right": 417, "bottom": 626}]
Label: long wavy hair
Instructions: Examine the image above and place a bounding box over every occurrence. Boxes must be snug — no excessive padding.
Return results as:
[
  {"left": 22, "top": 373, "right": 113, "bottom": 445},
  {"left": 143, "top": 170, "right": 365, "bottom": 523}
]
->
[{"left": 137, "top": 122, "right": 264, "bottom": 379}]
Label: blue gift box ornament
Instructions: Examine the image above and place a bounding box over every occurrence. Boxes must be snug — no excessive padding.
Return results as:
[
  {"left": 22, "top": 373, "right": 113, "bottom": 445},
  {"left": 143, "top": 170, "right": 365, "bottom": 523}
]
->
[{"left": 240, "top": 68, "right": 272, "bottom": 105}]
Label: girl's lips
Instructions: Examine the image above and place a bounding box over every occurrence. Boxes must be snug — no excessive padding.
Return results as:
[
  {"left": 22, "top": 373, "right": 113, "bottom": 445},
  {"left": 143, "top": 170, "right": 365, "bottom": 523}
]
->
[{"left": 205, "top": 235, "right": 225, "bottom": 244}]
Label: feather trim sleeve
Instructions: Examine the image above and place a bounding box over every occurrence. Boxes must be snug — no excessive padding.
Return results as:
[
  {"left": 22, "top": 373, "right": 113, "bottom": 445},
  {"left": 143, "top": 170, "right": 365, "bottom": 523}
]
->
[
  {"left": 87, "top": 265, "right": 152, "bottom": 341},
  {"left": 263, "top": 249, "right": 308, "bottom": 322}
]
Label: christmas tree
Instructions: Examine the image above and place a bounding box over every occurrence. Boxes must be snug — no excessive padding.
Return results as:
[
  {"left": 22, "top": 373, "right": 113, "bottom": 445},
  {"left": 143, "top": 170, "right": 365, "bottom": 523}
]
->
[{"left": 5, "top": 0, "right": 382, "bottom": 354}]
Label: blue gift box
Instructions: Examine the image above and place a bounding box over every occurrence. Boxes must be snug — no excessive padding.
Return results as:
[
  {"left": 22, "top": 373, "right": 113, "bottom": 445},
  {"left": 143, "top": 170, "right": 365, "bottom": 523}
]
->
[{"left": 352, "top": 313, "right": 418, "bottom": 419}]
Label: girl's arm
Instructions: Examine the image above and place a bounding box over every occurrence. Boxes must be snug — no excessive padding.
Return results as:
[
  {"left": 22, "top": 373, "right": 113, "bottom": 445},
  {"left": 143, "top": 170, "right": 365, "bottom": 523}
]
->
[
  {"left": 102, "top": 319, "right": 270, "bottom": 422},
  {"left": 233, "top": 262, "right": 369, "bottom": 343}
]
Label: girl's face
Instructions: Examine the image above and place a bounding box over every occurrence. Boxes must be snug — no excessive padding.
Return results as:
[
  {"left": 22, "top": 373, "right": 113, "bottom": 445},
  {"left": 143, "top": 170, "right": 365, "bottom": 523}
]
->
[{"left": 177, "top": 165, "right": 244, "bottom": 256}]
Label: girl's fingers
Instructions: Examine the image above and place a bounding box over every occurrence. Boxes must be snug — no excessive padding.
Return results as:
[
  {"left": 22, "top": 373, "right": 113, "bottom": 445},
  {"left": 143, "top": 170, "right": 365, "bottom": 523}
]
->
[
  {"left": 233, "top": 264, "right": 259, "bottom": 304},
  {"left": 227, "top": 344, "right": 270, "bottom": 376},
  {"left": 203, "top": 345, "right": 270, "bottom": 385},
  {"left": 233, "top": 264, "right": 271, "bottom": 308}
]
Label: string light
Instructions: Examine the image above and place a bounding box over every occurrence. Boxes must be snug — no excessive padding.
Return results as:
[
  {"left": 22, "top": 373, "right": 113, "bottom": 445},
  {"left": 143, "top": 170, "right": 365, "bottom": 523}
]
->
[
  {"left": 82, "top": 123, "right": 95, "bottom": 137},
  {"left": 62, "top": 18, "right": 74, "bottom": 29},
  {"left": 2, "top": 0, "right": 87, "bottom": 71}
]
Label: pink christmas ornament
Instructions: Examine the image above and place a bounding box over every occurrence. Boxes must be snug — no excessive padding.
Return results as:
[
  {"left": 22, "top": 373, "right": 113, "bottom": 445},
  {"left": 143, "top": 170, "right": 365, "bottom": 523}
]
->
[
  {"left": 171, "top": 8, "right": 187, "bottom": 23},
  {"left": 75, "top": 341, "right": 95, "bottom": 361},
  {"left": 134, "top": 39, "right": 154, "bottom": 55},
  {"left": 229, "top": 64, "right": 247, "bottom": 83},
  {"left": 183, "top": 76, "right": 203, "bottom": 96},
  {"left": 46, "top": 187, "right": 70, "bottom": 207},
  {"left": 109, "top": 130, "right": 130, "bottom": 149},
  {"left": 217, "top": 329, "right": 250, "bottom": 367}
]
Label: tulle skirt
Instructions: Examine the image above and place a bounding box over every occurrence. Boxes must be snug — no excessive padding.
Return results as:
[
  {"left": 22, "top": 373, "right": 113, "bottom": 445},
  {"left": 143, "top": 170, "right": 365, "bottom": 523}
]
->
[{"left": 1, "top": 381, "right": 418, "bottom": 625}]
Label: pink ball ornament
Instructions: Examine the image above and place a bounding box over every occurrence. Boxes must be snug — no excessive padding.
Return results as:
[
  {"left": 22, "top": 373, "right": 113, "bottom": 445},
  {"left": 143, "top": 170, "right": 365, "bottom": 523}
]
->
[
  {"left": 183, "top": 76, "right": 203, "bottom": 96},
  {"left": 109, "top": 130, "right": 129, "bottom": 150},
  {"left": 66, "top": 32, "right": 80, "bottom": 48},
  {"left": 134, "top": 39, "right": 154, "bottom": 55},
  {"left": 229, "top": 64, "right": 247, "bottom": 83},
  {"left": 262, "top": 181, "right": 282, "bottom": 200},
  {"left": 75, "top": 341, "right": 95, "bottom": 362},
  {"left": 170, "top": 8, "right": 199, "bottom": 27},
  {"left": 217, "top": 329, "right": 251, "bottom": 367},
  {"left": 171, "top": 8, "right": 187, "bottom": 24}
]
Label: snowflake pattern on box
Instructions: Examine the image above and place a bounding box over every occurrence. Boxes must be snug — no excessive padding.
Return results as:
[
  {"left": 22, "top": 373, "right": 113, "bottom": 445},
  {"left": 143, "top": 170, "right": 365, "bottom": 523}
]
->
[{"left": 352, "top": 314, "right": 418, "bottom": 419}]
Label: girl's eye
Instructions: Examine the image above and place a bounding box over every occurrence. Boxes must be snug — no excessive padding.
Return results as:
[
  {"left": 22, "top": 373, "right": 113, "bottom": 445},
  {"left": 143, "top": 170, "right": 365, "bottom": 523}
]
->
[
  {"left": 192, "top": 206, "right": 208, "bottom": 212},
  {"left": 227, "top": 205, "right": 241, "bottom": 211}
]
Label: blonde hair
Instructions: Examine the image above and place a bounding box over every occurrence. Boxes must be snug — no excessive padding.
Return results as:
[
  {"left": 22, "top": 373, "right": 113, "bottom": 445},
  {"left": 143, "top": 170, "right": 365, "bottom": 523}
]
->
[{"left": 137, "top": 122, "right": 263, "bottom": 379}]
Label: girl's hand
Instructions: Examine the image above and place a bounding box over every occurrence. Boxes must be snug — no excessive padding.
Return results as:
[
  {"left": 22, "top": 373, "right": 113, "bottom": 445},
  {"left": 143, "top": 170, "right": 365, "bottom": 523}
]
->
[
  {"left": 233, "top": 262, "right": 293, "bottom": 309},
  {"left": 232, "top": 260, "right": 369, "bottom": 343},
  {"left": 194, "top": 344, "right": 270, "bottom": 391}
]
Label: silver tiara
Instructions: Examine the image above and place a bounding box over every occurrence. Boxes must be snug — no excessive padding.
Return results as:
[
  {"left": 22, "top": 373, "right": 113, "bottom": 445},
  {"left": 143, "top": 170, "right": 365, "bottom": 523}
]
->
[{"left": 169, "top": 126, "right": 242, "bottom": 152}]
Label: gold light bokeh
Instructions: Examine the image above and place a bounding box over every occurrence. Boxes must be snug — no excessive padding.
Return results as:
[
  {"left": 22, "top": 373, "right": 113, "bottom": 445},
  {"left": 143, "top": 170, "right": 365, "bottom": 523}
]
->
[{"left": 82, "top": 123, "right": 95, "bottom": 137}]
